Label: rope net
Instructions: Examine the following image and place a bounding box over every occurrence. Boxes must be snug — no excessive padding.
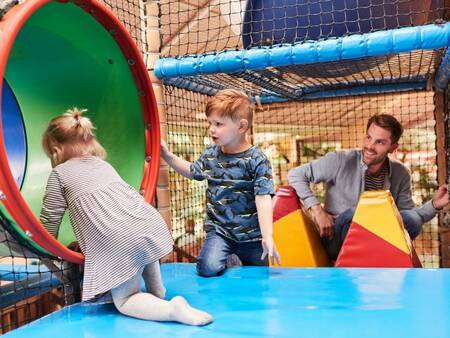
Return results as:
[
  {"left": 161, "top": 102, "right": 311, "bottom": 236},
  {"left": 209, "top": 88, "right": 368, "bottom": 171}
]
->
[
  {"left": 160, "top": 0, "right": 446, "bottom": 57},
  {"left": 163, "top": 85, "right": 444, "bottom": 267},
  {"left": 157, "top": 1, "right": 450, "bottom": 268}
]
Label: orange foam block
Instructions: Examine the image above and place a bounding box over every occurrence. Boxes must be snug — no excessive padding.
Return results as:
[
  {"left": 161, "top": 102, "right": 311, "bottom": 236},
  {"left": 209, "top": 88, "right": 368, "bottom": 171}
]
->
[
  {"left": 272, "top": 186, "right": 330, "bottom": 267},
  {"left": 336, "top": 190, "right": 422, "bottom": 268}
]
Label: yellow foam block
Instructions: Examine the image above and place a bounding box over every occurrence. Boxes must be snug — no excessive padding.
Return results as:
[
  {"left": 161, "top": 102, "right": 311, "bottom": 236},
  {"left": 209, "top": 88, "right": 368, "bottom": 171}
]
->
[
  {"left": 352, "top": 190, "right": 411, "bottom": 254},
  {"left": 271, "top": 209, "right": 330, "bottom": 267}
]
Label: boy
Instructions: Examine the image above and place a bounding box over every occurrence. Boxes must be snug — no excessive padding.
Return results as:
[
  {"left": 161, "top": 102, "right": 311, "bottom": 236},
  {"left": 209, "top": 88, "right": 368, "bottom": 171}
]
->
[{"left": 161, "top": 89, "right": 280, "bottom": 277}]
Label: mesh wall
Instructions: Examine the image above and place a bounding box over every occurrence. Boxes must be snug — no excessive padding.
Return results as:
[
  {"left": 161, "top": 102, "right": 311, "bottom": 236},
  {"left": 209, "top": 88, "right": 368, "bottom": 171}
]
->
[
  {"left": 163, "top": 87, "right": 209, "bottom": 262},
  {"left": 162, "top": 85, "right": 442, "bottom": 267},
  {"left": 162, "top": 49, "right": 442, "bottom": 100},
  {"left": 160, "top": 0, "right": 446, "bottom": 57},
  {"left": 0, "top": 229, "right": 81, "bottom": 334},
  {"left": 158, "top": 0, "right": 449, "bottom": 268}
]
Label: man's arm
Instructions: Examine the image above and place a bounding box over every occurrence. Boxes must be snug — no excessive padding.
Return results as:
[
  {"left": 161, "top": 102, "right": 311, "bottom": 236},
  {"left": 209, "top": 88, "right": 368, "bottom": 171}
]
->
[
  {"left": 287, "top": 151, "right": 341, "bottom": 238},
  {"left": 160, "top": 140, "right": 194, "bottom": 179},
  {"left": 255, "top": 194, "right": 280, "bottom": 265},
  {"left": 395, "top": 171, "right": 448, "bottom": 224},
  {"left": 287, "top": 151, "right": 341, "bottom": 209}
]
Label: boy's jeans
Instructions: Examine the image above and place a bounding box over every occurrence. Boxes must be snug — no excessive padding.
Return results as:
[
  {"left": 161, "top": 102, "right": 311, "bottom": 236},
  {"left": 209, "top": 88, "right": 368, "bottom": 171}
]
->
[
  {"left": 197, "top": 231, "right": 268, "bottom": 277},
  {"left": 323, "top": 207, "right": 423, "bottom": 261}
]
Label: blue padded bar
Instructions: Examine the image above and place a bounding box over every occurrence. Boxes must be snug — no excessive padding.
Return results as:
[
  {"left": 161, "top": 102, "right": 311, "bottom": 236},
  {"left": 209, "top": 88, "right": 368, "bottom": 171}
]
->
[
  {"left": 0, "top": 263, "right": 49, "bottom": 281},
  {"left": 155, "top": 23, "right": 450, "bottom": 79},
  {"left": 162, "top": 77, "right": 426, "bottom": 103}
]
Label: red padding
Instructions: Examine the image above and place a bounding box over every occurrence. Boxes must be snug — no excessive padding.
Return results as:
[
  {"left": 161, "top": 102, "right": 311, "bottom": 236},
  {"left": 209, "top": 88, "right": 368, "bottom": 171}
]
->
[
  {"left": 336, "top": 221, "right": 419, "bottom": 268},
  {"left": 273, "top": 186, "right": 301, "bottom": 222}
]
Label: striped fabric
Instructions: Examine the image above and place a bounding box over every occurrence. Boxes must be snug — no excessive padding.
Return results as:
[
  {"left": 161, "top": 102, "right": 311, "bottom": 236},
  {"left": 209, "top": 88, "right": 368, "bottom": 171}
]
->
[
  {"left": 40, "top": 156, "right": 173, "bottom": 301},
  {"left": 364, "top": 162, "right": 388, "bottom": 191}
]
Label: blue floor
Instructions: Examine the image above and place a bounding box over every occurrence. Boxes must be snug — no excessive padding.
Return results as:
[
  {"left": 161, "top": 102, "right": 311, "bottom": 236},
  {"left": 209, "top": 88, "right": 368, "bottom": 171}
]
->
[{"left": 5, "top": 263, "right": 450, "bottom": 337}]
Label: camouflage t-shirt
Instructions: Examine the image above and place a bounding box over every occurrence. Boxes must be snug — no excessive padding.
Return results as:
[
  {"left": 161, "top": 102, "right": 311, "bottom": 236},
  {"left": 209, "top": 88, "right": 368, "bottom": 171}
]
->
[{"left": 191, "top": 145, "right": 275, "bottom": 242}]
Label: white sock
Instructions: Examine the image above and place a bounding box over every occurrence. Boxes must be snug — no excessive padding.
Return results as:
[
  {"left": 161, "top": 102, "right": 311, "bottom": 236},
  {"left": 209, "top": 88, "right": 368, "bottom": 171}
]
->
[
  {"left": 169, "top": 296, "right": 213, "bottom": 326},
  {"left": 111, "top": 272, "right": 213, "bottom": 326}
]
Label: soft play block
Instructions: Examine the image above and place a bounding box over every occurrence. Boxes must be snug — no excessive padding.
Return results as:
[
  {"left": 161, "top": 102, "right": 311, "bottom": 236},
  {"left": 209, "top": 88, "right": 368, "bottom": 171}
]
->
[
  {"left": 336, "top": 190, "right": 422, "bottom": 268},
  {"left": 272, "top": 186, "right": 330, "bottom": 267}
]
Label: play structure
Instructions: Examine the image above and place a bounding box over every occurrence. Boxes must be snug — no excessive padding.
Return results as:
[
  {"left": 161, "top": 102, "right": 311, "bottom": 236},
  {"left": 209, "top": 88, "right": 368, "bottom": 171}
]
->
[
  {"left": 4, "top": 263, "right": 450, "bottom": 338},
  {"left": 0, "top": 0, "right": 160, "bottom": 263},
  {"left": 336, "top": 190, "right": 423, "bottom": 267},
  {"left": 272, "top": 186, "right": 330, "bottom": 267},
  {"left": 1, "top": 0, "right": 450, "bottom": 336},
  {"left": 157, "top": 0, "right": 448, "bottom": 271},
  {"left": 0, "top": 0, "right": 160, "bottom": 332}
]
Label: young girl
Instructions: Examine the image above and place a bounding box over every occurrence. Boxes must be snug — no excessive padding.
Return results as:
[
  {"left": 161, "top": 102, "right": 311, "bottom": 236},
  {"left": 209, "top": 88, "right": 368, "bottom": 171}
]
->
[{"left": 40, "top": 108, "right": 213, "bottom": 326}]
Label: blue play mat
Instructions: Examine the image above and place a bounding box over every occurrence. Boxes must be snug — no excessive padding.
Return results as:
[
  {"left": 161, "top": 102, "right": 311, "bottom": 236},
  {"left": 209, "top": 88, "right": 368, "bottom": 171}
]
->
[{"left": 4, "top": 263, "right": 450, "bottom": 338}]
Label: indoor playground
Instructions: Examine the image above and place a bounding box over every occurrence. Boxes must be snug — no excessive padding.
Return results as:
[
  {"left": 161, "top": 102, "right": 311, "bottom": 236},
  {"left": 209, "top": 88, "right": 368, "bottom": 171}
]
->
[{"left": 0, "top": 0, "right": 450, "bottom": 337}]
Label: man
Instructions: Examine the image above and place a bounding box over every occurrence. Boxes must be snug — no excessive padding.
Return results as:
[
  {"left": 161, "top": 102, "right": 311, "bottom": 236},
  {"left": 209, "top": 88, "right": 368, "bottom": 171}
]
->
[{"left": 288, "top": 114, "right": 449, "bottom": 260}]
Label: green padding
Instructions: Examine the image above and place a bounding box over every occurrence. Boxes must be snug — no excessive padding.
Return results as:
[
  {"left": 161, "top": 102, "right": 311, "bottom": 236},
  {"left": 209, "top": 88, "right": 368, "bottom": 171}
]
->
[{"left": 4, "top": 2, "right": 145, "bottom": 249}]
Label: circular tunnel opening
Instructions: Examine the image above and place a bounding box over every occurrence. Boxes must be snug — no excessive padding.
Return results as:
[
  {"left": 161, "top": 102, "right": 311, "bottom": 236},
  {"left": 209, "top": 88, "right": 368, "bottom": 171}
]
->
[
  {"left": 2, "top": 79, "right": 26, "bottom": 189},
  {"left": 0, "top": 0, "right": 160, "bottom": 263}
]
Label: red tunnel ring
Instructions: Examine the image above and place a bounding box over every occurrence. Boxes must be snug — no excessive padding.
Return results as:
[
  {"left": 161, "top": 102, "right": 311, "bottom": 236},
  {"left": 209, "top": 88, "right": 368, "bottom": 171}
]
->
[{"left": 0, "top": 0, "right": 160, "bottom": 264}]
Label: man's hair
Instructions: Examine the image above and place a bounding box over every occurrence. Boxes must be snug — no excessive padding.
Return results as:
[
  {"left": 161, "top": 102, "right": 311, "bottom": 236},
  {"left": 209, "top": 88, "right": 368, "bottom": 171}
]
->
[
  {"left": 366, "top": 114, "right": 404, "bottom": 144},
  {"left": 205, "top": 89, "right": 254, "bottom": 127}
]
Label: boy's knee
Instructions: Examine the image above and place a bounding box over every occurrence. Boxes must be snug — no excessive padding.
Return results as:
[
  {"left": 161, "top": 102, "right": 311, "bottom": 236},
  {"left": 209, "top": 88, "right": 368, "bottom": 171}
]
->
[{"left": 196, "top": 259, "right": 225, "bottom": 277}]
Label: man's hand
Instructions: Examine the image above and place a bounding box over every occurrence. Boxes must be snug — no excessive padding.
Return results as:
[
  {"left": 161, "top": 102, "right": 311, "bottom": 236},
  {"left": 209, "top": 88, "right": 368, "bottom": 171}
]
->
[
  {"left": 261, "top": 236, "right": 281, "bottom": 265},
  {"left": 432, "top": 185, "right": 450, "bottom": 210},
  {"left": 310, "top": 204, "right": 335, "bottom": 239}
]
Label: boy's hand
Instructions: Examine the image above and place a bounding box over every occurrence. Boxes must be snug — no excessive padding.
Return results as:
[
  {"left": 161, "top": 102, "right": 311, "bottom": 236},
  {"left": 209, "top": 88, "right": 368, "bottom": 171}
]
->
[
  {"left": 261, "top": 237, "right": 281, "bottom": 265},
  {"left": 160, "top": 139, "right": 170, "bottom": 159}
]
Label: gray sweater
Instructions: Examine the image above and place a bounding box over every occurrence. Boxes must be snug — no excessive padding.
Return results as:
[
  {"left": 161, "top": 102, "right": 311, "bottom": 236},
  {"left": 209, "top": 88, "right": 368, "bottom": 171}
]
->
[{"left": 287, "top": 149, "right": 437, "bottom": 223}]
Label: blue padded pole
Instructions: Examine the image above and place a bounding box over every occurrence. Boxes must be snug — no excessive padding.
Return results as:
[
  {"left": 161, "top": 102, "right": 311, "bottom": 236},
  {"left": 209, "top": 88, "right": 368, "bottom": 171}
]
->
[
  {"left": 155, "top": 23, "right": 450, "bottom": 79},
  {"left": 162, "top": 77, "right": 426, "bottom": 103},
  {"left": 259, "top": 83, "right": 427, "bottom": 103},
  {"left": 434, "top": 48, "right": 450, "bottom": 90}
]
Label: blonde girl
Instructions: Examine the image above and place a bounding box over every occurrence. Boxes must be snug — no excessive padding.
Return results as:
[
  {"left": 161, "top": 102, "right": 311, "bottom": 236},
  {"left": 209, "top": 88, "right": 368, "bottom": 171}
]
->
[{"left": 40, "top": 108, "right": 212, "bottom": 325}]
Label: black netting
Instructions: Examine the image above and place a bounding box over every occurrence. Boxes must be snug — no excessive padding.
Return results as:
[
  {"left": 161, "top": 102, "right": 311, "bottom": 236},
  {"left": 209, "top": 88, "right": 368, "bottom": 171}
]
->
[
  {"left": 159, "top": 1, "right": 450, "bottom": 268},
  {"left": 163, "top": 85, "right": 443, "bottom": 267},
  {"left": 160, "top": 0, "right": 446, "bottom": 57},
  {"left": 163, "top": 88, "right": 209, "bottom": 262},
  {"left": 164, "top": 50, "right": 442, "bottom": 100},
  {"left": 103, "top": 0, "right": 147, "bottom": 53},
  {"left": 0, "top": 218, "right": 81, "bottom": 333}
]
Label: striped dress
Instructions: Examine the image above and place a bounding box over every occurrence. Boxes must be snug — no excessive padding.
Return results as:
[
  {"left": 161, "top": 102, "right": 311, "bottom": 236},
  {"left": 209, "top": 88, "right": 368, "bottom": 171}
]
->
[{"left": 40, "top": 156, "right": 174, "bottom": 301}]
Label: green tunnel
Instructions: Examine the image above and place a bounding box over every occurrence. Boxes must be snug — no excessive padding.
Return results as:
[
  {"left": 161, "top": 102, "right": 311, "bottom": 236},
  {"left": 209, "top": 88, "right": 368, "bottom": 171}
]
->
[{"left": 1, "top": 1, "right": 156, "bottom": 259}]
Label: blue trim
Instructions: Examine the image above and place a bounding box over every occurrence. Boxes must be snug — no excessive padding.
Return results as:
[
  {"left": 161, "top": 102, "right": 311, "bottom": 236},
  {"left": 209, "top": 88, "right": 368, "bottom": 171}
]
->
[
  {"left": 435, "top": 48, "right": 450, "bottom": 90},
  {"left": 0, "top": 274, "right": 60, "bottom": 308},
  {"left": 259, "top": 83, "right": 427, "bottom": 103},
  {"left": 163, "top": 77, "right": 426, "bottom": 103},
  {"left": 0, "top": 264, "right": 49, "bottom": 281},
  {"left": 155, "top": 23, "right": 450, "bottom": 79}
]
